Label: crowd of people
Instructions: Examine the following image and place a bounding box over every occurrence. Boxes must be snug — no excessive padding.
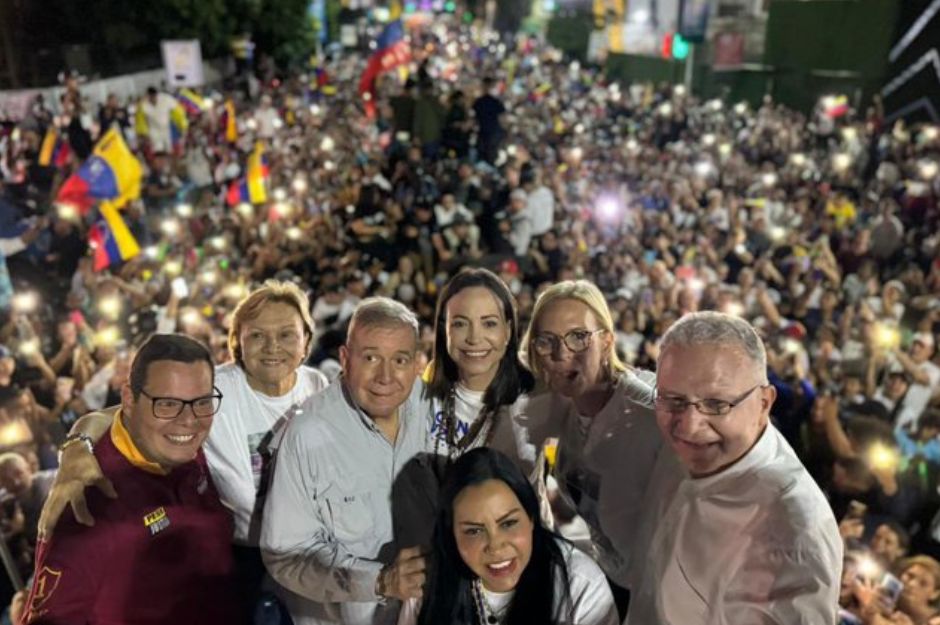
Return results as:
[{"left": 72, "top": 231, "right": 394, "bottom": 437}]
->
[{"left": 0, "top": 13, "right": 936, "bottom": 625}]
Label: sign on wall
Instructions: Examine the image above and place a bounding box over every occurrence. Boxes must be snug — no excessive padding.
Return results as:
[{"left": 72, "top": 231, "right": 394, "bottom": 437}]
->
[{"left": 161, "top": 40, "right": 205, "bottom": 88}]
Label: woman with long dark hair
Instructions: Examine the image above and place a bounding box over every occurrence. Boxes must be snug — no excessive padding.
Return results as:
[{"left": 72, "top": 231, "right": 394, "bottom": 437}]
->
[
  {"left": 398, "top": 448, "right": 617, "bottom": 625},
  {"left": 425, "top": 268, "right": 535, "bottom": 465}
]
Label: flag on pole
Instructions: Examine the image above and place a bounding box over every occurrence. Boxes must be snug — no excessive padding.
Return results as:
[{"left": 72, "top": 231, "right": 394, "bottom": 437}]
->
[
  {"left": 38, "top": 127, "right": 71, "bottom": 168},
  {"left": 89, "top": 200, "right": 141, "bottom": 270},
  {"left": 55, "top": 127, "right": 142, "bottom": 215},
  {"left": 177, "top": 88, "right": 206, "bottom": 116},
  {"left": 226, "top": 142, "right": 269, "bottom": 206}
]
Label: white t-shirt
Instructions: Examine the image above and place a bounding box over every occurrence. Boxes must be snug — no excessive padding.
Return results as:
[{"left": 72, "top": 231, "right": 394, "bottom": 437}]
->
[
  {"left": 894, "top": 360, "right": 940, "bottom": 431},
  {"left": 140, "top": 93, "right": 179, "bottom": 152},
  {"left": 397, "top": 541, "right": 618, "bottom": 625},
  {"left": 527, "top": 185, "right": 555, "bottom": 236},
  {"left": 204, "top": 362, "right": 328, "bottom": 545},
  {"left": 428, "top": 384, "right": 530, "bottom": 469}
]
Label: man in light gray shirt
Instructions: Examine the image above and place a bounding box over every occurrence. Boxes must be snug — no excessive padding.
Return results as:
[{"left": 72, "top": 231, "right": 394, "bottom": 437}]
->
[{"left": 261, "top": 297, "right": 437, "bottom": 625}]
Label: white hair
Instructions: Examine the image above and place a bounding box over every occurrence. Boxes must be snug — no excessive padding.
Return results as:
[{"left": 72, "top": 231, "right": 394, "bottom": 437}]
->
[
  {"left": 346, "top": 297, "right": 420, "bottom": 345},
  {"left": 658, "top": 311, "right": 768, "bottom": 381}
]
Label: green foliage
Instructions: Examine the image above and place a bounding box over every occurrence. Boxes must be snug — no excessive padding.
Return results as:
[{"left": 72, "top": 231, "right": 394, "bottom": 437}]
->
[{"left": 21, "top": 0, "right": 315, "bottom": 74}]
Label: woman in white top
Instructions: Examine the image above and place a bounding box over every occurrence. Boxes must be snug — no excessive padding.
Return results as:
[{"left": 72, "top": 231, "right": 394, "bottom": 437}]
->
[
  {"left": 398, "top": 447, "right": 617, "bottom": 625},
  {"left": 520, "top": 280, "right": 662, "bottom": 618},
  {"left": 424, "top": 268, "right": 535, "bottom": 466}
]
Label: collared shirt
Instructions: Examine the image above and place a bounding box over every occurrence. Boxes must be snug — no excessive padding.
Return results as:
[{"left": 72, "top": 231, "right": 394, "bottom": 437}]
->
[
  {"left": 626, "top": 424, "right": 843, "bottom": 625},
  {"left": 260, "top": 379, "right": 437, "bottom": 625}
]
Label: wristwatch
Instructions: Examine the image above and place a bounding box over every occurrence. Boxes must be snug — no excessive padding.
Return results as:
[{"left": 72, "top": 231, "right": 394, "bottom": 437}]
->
[{"left": 59, "top": 432, "right": 95, "bottom": 457}]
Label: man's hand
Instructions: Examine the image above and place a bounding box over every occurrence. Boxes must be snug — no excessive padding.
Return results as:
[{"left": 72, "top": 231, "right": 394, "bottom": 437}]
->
[
  {"left": 38, "top": 445, "right": 116, "bottom": 538},
  {"left": 377, "top": 546, "right": 426, "bottom": 601}
]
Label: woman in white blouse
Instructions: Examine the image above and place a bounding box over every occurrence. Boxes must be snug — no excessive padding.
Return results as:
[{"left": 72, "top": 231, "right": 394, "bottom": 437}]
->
[{"left": 398, "top": 447, "right": 617, "bottom": 625}]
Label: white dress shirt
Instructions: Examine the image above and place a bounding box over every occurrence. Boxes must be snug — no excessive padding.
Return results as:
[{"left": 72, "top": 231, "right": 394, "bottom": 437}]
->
[{"left": 626, "top": 424, "right": 843, "bottom": 625}]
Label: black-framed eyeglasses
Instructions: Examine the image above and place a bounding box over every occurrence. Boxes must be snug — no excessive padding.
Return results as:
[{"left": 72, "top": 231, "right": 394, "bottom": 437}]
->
[
  {"left": 654, "top": 384, "right": 766, "bottom": 417},
  {"left": 139, "top": 388, "right": 223, "bottom": 420},
  {"left": 532, "top": 329, "right": 606, "bottom": 356}
]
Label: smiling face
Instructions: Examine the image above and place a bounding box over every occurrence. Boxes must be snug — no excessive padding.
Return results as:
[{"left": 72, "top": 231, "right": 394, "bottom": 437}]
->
[
  {"left": 121, "top": 360, "right": 214, "bottom": 470},
  {"left": 445, "top": 287, "right": 510, "bottom": 392},
  {"left": 531, "top": 298, "right": 611, "bottom": 398},
  {"left": 656, "top": 343, "right": 775, "bottom": 477},
  {"left": 239, "top": 301, "right": 309, "bottom": 395},
  {"left": 340, "top": 323, "right": 419, "bottom": 420},
  {"left": 453, "top": 479, "right": 534, "bottom": 593}
]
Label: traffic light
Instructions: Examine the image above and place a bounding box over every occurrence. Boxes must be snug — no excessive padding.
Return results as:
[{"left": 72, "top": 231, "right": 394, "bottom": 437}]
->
[{"left": 672, "top": 34, "right": 690, "bottom": 59}]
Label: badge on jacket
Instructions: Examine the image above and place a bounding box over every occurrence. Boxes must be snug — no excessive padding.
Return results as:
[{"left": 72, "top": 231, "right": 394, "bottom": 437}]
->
[{"left": 143, "top": 507, "right": 170, "bottom": 536}]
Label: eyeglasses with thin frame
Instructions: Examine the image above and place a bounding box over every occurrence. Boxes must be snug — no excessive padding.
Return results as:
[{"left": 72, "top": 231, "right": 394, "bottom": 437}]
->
[
  {"left": 654, "top": 384, "right": 766, "bottom": 417},
  {"left": 139, "top": 387, "right": 223, "bottom": 420},
  {"left": 532, "top": 328, "right": 606, "bottom": 356}
]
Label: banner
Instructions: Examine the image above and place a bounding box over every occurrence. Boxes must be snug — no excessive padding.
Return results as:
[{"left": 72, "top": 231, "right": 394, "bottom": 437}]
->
[{"left": 161, "top": 40, "right": 205, "bottom": 88}]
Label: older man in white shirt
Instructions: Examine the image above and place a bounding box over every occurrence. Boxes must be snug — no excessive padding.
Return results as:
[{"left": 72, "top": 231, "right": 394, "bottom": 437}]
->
[{"left": 627, "top": 311, "right": 842, "bottom": 625}]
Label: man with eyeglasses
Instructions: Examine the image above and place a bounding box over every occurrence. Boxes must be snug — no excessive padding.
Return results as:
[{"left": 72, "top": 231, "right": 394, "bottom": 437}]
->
[
  {"left": 625, "top": 311, "right": 842, "bottom": 625},
  {"left": 21, "top": 333, "right": 242, "bottom": 625}
]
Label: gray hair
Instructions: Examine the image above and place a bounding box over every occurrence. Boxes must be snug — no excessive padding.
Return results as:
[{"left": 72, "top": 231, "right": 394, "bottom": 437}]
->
[
  {"left": 346, "top": 297, "right": 420, "bottom": 346},
  {"left": 658, "top": 311, "right": 768, "bottom": 381}
]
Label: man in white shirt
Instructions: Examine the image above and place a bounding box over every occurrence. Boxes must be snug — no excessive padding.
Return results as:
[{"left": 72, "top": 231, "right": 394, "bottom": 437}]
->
[
  {"left": 523, "top": 166, "right": 555, "bottom": 237},
  {"left": 261, "top": 297, "right": 437, "bottom": 625},
  {"left": 139, "top": 87, "right": 179, "bottom": 153},
  {"left": 627, "top": 311, "right": 842, "bottom": 625},
  {"left": 890, "top": 332, "right": 940, "bottom": 432}
]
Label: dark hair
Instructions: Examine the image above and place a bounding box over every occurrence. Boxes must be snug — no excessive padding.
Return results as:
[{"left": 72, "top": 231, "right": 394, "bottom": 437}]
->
[
  {"left": 425, "top": 268, "right": 534, "bottom": 410},
  {"left": 418, "top": 448, "right": 570, "bottom": 625},
  {"left": 875, "top": 520, "right": 910, "bottom": 554},
  {"left": 129, "top": 333, "right": 213, "bottom": 398}
]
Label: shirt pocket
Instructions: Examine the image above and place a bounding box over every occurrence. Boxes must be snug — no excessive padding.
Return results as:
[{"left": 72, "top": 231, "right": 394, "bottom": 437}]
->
[{"left": 322, "top": 490, "right": 378, "bottom": 544}]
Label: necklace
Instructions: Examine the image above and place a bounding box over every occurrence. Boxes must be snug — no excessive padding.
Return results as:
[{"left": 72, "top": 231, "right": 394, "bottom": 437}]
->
[
  {"left": 471, "top": 578, "right": 507, "bottom": 625},
  {"left": 434, "top": 385, "right": 495, "bottom": 463}
]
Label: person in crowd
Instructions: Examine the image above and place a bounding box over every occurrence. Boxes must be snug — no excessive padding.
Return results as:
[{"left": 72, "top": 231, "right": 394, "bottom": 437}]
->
[
  {"left": 424, "top": 268, "right": 534, "bottom": 466},
  {"left": 627, "top": 311, "right": 843, "bottom": 624},
  {"left": 0, "top": 451, "right": 54, "bottom": 548},
  {"left": 20, "top": 333, "right": 241, "bottom": 624},
  {"left": 261, "top": 297, "right": 437, "bottom": 625},
  {"left": 400, "top": 447, "right": 617, "bottom": 625},
  {"left": 520, "top": 280, "right": 660, "bottom": 618}
]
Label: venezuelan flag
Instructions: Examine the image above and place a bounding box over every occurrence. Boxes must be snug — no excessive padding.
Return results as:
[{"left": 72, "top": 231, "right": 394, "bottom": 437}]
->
[
  {"left": 177, "top": 89, "right": 205, "bottom": 116},
  {"left": 170, "top": 104, "right": 189, "bottom": 153},
  {"left": 223, "top": 99, "right": 238, "bottom": 143},
  {"left": 225, "top": 142, "right": 269, "bottom": 206},
  {"left": 56, "top": 127, "right": 142, "bottom": 215},
  {"left": 89, "top": 200, "right": 141, "bottom": 271}
]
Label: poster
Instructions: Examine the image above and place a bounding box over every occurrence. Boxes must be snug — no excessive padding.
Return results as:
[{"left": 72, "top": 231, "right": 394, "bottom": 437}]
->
[{"left": 160, "top": 40, "right": 205, "bottom": 88}]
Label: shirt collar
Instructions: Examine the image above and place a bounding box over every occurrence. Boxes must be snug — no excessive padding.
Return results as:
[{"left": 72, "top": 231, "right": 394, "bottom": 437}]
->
[
  {"left": 684, "top": 422, "right": 775, "bottom": 495},
  {"left": 111, "top": 409, "right": 169, "bottom": 475}
]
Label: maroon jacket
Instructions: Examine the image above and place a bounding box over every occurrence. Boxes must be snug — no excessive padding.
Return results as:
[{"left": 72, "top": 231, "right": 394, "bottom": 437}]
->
[{"left": 24, "top": 430, "right": 241, "bottom": 625}]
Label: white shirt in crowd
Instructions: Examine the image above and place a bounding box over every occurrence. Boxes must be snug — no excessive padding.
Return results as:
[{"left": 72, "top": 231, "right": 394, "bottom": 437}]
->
[
  {"left": 139, "top": 92, "right": 179, "bottom": 153},
  {"left": 203, "top": 362, "right": 328, "bottom": 546},
  {"left": 396, "top": 540, "right": 618, "bottom": 625},
  {"left": 893, "top": 359, "right": 940, "bottom": 431},
  {"left": 626, "top": 424, "right": 843, "bottom": 625},
  {"left": 526, "top": 185, "right": 555, "bottom": 236}
]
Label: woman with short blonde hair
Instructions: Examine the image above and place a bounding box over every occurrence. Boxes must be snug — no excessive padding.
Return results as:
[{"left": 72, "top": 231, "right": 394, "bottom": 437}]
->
[{"left": 520, "top": 280, "right": 659, "bottom": 619}]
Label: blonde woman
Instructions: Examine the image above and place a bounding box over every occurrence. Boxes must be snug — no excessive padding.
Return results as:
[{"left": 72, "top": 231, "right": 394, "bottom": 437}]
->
[{"left": 521, "top": 280, "right": 662, "bottom": 618}]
